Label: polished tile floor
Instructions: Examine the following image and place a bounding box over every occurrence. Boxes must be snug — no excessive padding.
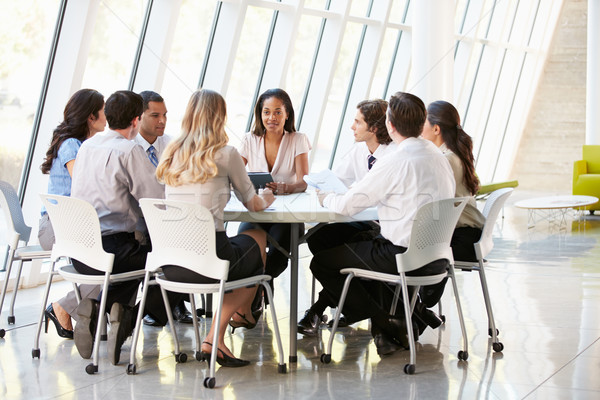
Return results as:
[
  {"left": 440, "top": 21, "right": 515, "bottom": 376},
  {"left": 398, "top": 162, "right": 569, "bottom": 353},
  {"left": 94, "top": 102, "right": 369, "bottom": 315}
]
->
[{"left": 1, "top": 189, "right": 600, "bottom": 399}]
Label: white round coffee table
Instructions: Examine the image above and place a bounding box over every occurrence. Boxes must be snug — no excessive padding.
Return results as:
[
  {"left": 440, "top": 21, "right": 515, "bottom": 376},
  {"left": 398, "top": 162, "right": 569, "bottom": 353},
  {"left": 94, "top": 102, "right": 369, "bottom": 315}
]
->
[{"left": 515, "top": 195, "right": 598, "bottom": 228}]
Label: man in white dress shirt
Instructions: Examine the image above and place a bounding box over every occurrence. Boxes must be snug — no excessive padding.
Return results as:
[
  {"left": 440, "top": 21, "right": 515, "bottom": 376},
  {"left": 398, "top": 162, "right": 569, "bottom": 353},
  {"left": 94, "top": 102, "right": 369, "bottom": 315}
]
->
[
  {"left": 299, "top": 99, "right": 396, "bottom": 336},
  {"left": 70, "top": 90, "right": 181, "bottom": 365},
  {"left": 309, "top": 92, "right": 455, "bottom": 356},
  {"left": 333, "top": 99, "right": 397, "bottom": 187}
]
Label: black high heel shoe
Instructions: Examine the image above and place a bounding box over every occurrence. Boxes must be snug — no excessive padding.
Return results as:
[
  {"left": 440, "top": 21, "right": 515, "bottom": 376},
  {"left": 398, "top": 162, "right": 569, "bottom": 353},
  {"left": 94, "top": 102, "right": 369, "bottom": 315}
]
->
[
  {"left": 229, "top": 312, "right": 257, "bottom": 333},
  {"left": 200, "top": 341, "right": 250, "bottom": 367},
  {"left": 45, "top": 304, "right": 74, "bottom": 339}
]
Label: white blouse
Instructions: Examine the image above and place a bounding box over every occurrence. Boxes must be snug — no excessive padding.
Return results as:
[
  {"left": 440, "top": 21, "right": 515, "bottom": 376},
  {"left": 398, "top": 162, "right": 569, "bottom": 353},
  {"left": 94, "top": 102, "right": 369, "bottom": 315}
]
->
[{"left": 239, "top": 131, "right": 311, "bottom": 183}]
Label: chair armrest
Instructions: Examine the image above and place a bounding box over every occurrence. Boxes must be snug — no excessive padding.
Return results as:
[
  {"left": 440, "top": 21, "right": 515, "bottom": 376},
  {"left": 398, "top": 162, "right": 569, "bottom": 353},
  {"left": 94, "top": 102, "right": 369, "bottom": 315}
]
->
[{"left": 573, "top": 160, "right": 588, "bottom": 191}]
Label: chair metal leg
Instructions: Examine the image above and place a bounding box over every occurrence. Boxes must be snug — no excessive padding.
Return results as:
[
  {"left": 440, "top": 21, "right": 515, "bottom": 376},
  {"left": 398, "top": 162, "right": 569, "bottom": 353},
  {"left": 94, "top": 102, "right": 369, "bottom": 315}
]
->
[
  {"left": 478, "top": 260, "right": 503, "bottom": 352},
  {"left": 323, "top": 272, "right": 354, "bottom": 363},
  {"left": 87, "top": 274, "right": 111, "bottom": 374},
  {"left": 262, "top": 281, "right": 286, "bottom": 373},
  {"left": 73, "top": 282, "right": 82, "bottom": 304},
  {"left": 7, "top": 259, "right": 24, "bottom": 323},
  {"left": 400, "top": 276, "right": 417, "bottom": 374},
  {"left": 389, "top": 285, "right": 401, "bottom": 315},
  {"left": 189, "top": 294, "right": 202, "bottom": 360},
  {"left": 206, "top": 282, "right": 226, "bottom": 388},
  {"left": 448, "top": 265, "right": 469, "bottom": 360},
  {"left": 127, "top": 271, "right": 153, "bottom": 374},
  {"left": 310, "top": 276, "right": 316, "bottom": 305},
  {"left": 32, "top": 261, "right": 57, "bottom": 357},
  {"left": 0, "top": 247, "right": 16, "bottom": 323},
  {"left": 160, "top": 286, "right": 181, "bottom": 358}
]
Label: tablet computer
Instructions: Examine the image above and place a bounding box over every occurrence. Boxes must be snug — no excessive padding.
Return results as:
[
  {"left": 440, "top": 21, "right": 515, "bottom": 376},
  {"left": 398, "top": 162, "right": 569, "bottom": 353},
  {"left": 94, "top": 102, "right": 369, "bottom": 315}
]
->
[{"left": 248, "top": 172, "right": 273, "bottom": 192}]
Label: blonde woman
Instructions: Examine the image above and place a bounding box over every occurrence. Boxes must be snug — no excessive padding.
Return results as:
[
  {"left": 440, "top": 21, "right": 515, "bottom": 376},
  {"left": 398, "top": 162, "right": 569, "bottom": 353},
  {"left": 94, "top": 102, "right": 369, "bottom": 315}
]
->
[{"left": 156, "top": 89, "right": 274, "bottom": 367}]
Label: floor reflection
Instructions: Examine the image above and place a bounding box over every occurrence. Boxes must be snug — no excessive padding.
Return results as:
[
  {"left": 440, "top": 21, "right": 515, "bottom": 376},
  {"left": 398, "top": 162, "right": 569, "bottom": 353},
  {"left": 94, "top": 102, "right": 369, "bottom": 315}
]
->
[{"left": 1, "top": 194, "right": 600, "bottom": 399}]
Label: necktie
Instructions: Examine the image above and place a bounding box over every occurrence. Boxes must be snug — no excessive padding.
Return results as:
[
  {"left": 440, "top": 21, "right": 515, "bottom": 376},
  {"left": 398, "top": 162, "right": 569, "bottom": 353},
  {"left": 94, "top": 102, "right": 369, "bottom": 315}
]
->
[
  {"left": 367, "top": 154, "right": 376, "bottom": 170},
  {"left": 147, "top": 145, "right": 159, "bottom": 167}
]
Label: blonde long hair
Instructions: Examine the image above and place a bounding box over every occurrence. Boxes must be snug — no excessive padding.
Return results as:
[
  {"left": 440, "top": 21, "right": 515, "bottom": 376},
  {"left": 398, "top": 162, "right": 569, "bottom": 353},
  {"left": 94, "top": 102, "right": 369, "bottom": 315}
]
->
[{"left": 156, "top": 89, "right": 229, "bottom": 186}]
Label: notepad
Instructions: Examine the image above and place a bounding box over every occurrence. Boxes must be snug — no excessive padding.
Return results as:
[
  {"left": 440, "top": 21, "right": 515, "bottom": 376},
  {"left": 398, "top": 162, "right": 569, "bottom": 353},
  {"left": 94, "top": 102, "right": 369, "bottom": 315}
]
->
[{"left": 303, "top": 169, "right": 348, "bottom": 194}]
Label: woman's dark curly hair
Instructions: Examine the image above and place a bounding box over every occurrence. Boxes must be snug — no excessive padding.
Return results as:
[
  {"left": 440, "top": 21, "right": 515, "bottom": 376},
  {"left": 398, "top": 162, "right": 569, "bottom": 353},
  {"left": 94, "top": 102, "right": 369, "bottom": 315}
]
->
[{"left": 40, "top": 89, "right": 104, "bottom": 174}]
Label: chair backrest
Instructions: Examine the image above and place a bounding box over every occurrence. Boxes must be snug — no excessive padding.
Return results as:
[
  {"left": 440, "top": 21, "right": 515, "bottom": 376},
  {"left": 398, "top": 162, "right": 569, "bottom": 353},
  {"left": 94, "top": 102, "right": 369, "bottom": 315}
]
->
[
  {"left": 396, "top": 197, "right": 468, "bottom": 273},
  {"left": 476, "top": 188, "right": 513, "bottom": 260},
  {"left": 0, "top": 180, "right": 31, "bottom": 242},
  {"left": 139, "top": 198, "right": 229, "bottom": 281},
  {"left": 39, "top": 194, "right": 114, "bottom": 272},
  {"left": 582, "top": 145, "right": 600, "bottom": 173}
]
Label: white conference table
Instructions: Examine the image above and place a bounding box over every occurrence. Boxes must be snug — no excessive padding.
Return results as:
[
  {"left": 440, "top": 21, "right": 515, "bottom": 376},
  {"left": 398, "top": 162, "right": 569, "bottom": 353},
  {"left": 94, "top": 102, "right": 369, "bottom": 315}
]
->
[{"left": 224, "top": 191, "right": 377, "bottom": 363}]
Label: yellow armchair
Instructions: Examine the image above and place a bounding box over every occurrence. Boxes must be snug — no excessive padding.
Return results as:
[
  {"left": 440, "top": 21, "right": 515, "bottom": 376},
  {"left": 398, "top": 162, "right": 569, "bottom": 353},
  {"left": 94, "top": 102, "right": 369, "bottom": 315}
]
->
[{"left": 572, "top": 145, "right": 600, "bottom": 212}]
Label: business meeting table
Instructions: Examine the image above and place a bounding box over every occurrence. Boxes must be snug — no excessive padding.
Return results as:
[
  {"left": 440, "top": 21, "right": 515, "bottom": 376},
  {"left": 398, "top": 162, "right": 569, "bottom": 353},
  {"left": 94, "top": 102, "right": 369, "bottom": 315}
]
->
[{"left": 224, "top": 191, "right": 377, "bottom": 363}]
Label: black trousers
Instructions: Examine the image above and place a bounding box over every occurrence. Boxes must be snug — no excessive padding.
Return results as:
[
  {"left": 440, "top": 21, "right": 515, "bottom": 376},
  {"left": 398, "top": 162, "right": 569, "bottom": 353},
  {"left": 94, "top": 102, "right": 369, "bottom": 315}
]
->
[
  {"left": 306, "top": 221, "right": 378, "bottom": 254},
  {"left": 451, "top": 226, "right": 483, "bottom": 262},
  {"left": 311, "top": 236, "right": 448, "bottom": 323},
  {"left": 238, "top": 222, "right": 305, "bottom": 279},
  {"left": 72, "top": 232, "right": 184, "bottom": 325}
]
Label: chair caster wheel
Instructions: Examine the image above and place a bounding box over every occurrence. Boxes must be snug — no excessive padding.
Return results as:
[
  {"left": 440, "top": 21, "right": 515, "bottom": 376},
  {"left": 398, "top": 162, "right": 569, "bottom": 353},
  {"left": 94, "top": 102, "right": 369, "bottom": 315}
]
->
[
  {"left": 458, "top": 350, "right": 468, "bottom": 361},
  {"left": 278, "top": 364, "right": 287, "bottom": 374},
  {"left": 488, "top": 328, "right": 499, "bottom": 337},
  {"left": 175, "top": 353, "right": 187, "bottom": 363},
  {"left": 8, "top": 316, "right": 15, "bottom": 324},
  {"left": 492, "top": 342, "right": 504, "bottom": 352},
  {"left": 196, "top": 308, "right": 205, "bottom": 317},
  {"left": 32, "top": 349, "right": 40, "bottom": 358},
  {"left": 440, "top": 315, "right": 446, "bottom": 323},
  {"left": 203, "top": 377, "right": 216, "bottom": 389},
  {"left": 126, "top": 364, "right": 136, "bottom": 375},
  {"left": 0, "top": 329, "right": 5, "bottom": 338},
  {"left": 320, "top": 354, "right": 331, "bottom": 364},
  {"left": 85, "top": 364, "right": 98, "bottom": 375},
  {"left": 206, "top": 311, "right": 213, "bottom": 318},
  {"left": 404, "top": 364, "right": 415, "bottom": 374},
  {"left": 195, "top": 351, "right": 203, "bottom": 361}
]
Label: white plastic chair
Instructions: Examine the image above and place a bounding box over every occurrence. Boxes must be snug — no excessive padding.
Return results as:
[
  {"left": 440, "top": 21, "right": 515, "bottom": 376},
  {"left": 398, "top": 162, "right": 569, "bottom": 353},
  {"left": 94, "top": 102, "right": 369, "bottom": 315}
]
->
[
  {"left": 453, "top": 187, "right": 513, "bottom": 353},
  {"left": 33, "top": 194, "right": 145, "bottom": 374},
  {"left": 128, "top": 199, "right": 286, "bottom": 388},
  {"left": 0, "top": 181, "right": 51, "bottom": 338},
  {"left": 321, "top": 198, "right": 469, "bottom": 375}
]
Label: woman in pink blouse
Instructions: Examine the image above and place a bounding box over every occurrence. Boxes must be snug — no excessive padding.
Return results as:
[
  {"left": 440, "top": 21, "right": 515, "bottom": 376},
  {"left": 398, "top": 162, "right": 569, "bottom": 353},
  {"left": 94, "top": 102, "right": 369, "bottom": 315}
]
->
[{"left": 237, "top": 88, "right": 311, "bottom": 321}]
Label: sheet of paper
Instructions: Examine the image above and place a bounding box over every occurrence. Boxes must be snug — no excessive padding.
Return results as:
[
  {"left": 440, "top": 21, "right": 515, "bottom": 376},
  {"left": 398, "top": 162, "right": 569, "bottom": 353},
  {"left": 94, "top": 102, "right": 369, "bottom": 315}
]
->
[{"left": 303, "top": 169, "right": 348, "bottom": 194}]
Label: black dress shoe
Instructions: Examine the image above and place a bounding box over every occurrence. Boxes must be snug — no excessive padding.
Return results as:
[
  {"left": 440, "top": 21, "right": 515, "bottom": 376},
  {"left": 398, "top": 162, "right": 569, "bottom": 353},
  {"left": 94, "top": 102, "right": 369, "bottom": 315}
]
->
[
  {"left": 143, "top": 314, "right": 161, "bottom": 327},
  {"left": 173, "top": 303, "right": 193, "bottom": 324},
  {"left": 383, "top": 316, "right": 419, "bottom": 349},
  {"left": 297, "top": 309, "right": 324, "bottom": 337},
  {"left": 374, "top": 333, "right": 401, "bottom": 356},
  {"left": 328, "top": 315, "right": 348, "bottom": 328},
  {"left": 413, "top": 303, "right": 443, "bottom": 334},
  {"left": 108, "top": 303, "right": 135, "bottom": 365}
]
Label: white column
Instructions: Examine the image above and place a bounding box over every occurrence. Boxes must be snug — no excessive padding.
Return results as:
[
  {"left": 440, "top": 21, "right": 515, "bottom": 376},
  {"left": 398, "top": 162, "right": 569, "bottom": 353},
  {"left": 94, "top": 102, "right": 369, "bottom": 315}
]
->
[
  {"left": 587, "top": 0, "right": 600, "bottom": 144},
  {"left": 200, "top": 1, "right": 248, "bottom": 95},
  {"left": 131, "top": 0, "right": 182, "bottom": 93},
  {"left": 21, "top": 0, "right": 100, "bottom": 287},
  {"left": 331, "top": 0, "right": 393, "bottom": 161},
  {"left": 299, "top": 2, "right": 351, "bottom": 162},
  {"left": 410, "top": 0, "right": 455, "bottom": 105}
]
